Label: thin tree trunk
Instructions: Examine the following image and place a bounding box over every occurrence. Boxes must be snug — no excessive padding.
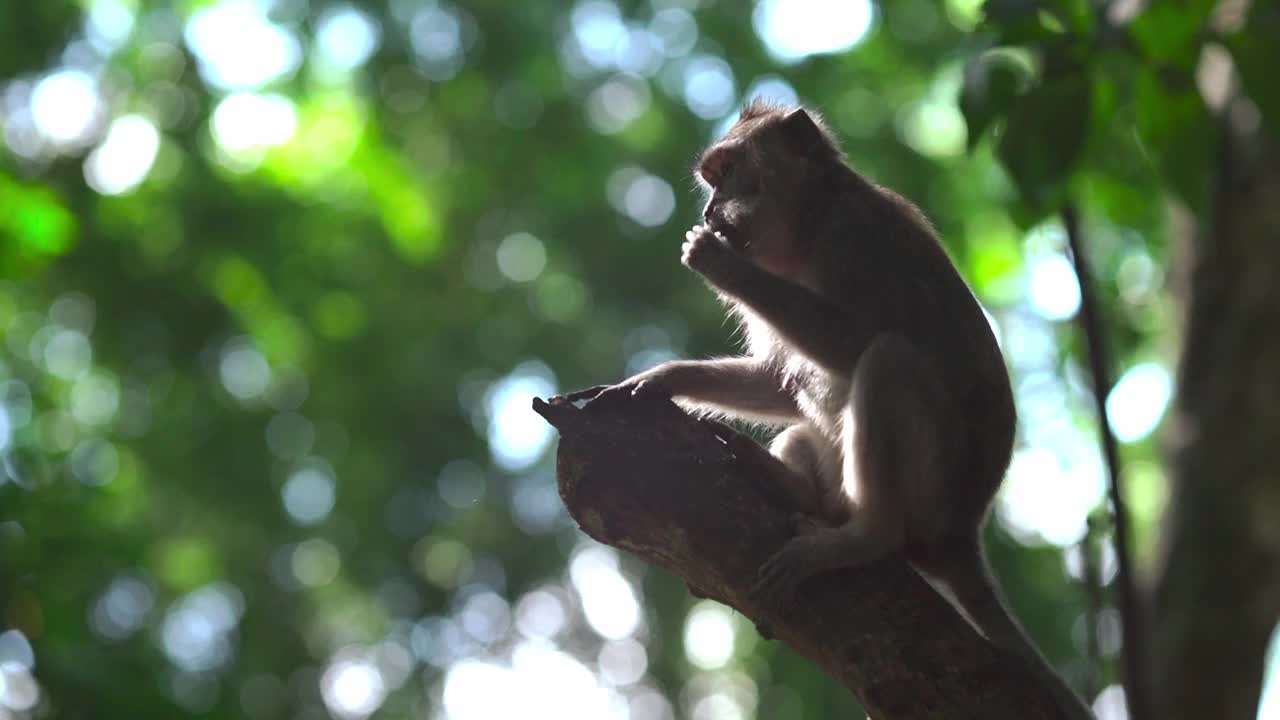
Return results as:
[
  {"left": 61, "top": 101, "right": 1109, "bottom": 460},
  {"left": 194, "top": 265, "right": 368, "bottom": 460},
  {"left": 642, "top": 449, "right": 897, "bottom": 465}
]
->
[{"left": 1153, "top": 120, "right": 1280, "bottom": 719}]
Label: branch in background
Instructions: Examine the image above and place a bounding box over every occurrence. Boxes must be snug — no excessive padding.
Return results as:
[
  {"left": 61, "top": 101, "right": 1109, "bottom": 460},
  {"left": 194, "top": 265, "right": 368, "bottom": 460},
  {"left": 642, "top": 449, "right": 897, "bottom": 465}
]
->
[
  {"left": 1151, "top": 116, "right": 1280, "bottom": 720},
  {"left": 1081, "top": 515, "right": 1104, "bottom": 701},
  {"left": 1060, "top": 205, "right": 1151, "bottom": 720},
  {"left": 534, "top": 395, "right": 1078, "bottom": 720}
]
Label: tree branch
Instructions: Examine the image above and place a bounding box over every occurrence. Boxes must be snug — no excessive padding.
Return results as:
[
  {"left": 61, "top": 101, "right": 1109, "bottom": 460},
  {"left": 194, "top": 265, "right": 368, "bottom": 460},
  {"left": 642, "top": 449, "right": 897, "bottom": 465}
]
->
[
  {"left": 1061, "top": 204, "right": 1151, "bottom": 720},
  {"left": 533, "top": 395, "right": 1076, "bottom": 720}
]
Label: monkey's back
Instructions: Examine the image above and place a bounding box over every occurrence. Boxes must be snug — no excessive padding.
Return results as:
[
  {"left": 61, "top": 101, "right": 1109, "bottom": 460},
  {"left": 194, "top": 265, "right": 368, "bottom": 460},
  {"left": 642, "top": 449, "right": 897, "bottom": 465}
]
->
[{"left": 819, "top": 188, "right": 1016, "bottom": 520}]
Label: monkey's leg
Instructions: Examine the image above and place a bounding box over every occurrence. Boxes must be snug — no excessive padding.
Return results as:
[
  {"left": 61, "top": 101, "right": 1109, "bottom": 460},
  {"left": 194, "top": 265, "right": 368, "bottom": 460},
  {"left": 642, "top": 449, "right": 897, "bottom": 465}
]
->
[
  {"left": 702, "top": 421, "right": 829, "bottom": 516},
  {"left": 755, "top": 334, "right": 957, "bottom": 601}
]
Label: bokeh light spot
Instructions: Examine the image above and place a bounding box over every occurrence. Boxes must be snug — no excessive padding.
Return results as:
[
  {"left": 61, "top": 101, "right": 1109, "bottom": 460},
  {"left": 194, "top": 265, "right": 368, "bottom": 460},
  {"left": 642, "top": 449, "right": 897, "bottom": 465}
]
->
[
  {"left": 321, "top": 655, "right": 386, "bottom": 719},
  {"left": 459, "top": 591, "right": 512, "bottom": 644},
  {"left": 484, "top": 361, "right": 557, "bottom": 471},
  {"left": 0, "top": 661, "right": 40, "bottom": 711},
  {"left": 607, "top": 167, "right": 675, "bottom": 227},
  {"left": 743, "top": 75, "right": 799, "bottom": 108},
  {"left": 212, "top": 93, "right": 297, "bottom": 159},
  {"left": 161, "top": 583, "right": 244, "bottom": 673},
  {"left": 1106, "top": 363, "right": 1172, "bottom": 443},
  {"left": 586, "top": 75, "right": 652, "bottom": 134},
  {"left": 90, "top": 575, "right": 155, "bottom": 641},
  {"left": 315, "top": 7, "right": 381, "bottom": 71},
  {"left": 70, "top": 371, "right": 120, "bottom": 426},
  {"left": 1027, "top": 253, "right": 1081, "bottom": 321},
  {"left": 85, "top": 115, "right": 160, "bottom": 195},
  {"left": 30, "top": 70, "right": 101, "bottom": 146},
  {"left": 898, "top": 100, "right": 967, "bottom": 157},
  {"left": 69, "top": 438, "right": 119, "bottom": 486},
  {"left": 650, "top": 8, "right": 698, "bottom": 58},
  {"left": 410, "top": 5, "right": 467, "bottom": 80},
  {"left": 0, "top": 631, "right": 34, "bottom": 671},
  {"left": 282, "top": 467, "right": 336, "bottom": 525},
  {"left": 753, "top": 0, "right": 875, "bottom": 62},
  {"left": 220, "top": 343, "right": 271, "bottom": 400},
  {"left": 514, "top": 588, "right": 568, "bottom": 640},
  {"left": 682, "top": 56, "right": 736, "bottom": 120},
  {"left": 572, "top": 1, "right": 626, "bottom": 70},
  {"left": 86, "top": 0, "right": 135, "bottom": 52},
  {"left": 496, "top": 233, "right": 547, "bottom": 283},
  {"left": 185, "top": 0, "right": 302, "bottom": 90},
  {"left": 43, "top": 329, "right": 92, "bottom": 380},
  {"left": 998, "top": 447, "right": 1105, "bottom": 546},
  {"left": 291, "top": 538, "right": 341, "bottom": 587},
  {"left": 684, "top": 601, "right": 736, "bottom": 669},
  {"left": 598, "top": 637, "right": 648, "bottom": 686},
  {"left": 570, "top": 545, "right": 640, "bottom": 640}
]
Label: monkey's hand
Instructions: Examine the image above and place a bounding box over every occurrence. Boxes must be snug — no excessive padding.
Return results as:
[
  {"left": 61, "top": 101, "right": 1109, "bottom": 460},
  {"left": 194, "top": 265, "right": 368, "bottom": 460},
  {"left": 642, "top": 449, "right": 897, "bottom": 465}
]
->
[
  {"left": 682, "top": 224, "right": 745, "bottom": 287},
  {"left": 552, "top": 374, "right": 672, "bottom": 409}
]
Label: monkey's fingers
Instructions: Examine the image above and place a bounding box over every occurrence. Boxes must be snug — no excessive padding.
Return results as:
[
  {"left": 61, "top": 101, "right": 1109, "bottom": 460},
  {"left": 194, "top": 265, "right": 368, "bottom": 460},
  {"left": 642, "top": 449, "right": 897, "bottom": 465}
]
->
[
  {"left": 752, "top": 539, "right": 815, "bottom": 605},
  {"left": 554, "top": 385, "right": 610, "bottom": 403},
  {"left": 587, "top": 379, "right": 667, "bottom": 409},
  {"left": 753, "top": 557, "right": 802, "bottom": 606}
]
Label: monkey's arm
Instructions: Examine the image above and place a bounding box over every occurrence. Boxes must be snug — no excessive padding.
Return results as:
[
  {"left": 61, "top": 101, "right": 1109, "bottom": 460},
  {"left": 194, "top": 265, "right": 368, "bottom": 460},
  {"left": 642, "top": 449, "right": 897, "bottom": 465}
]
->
[
  {"left": 561, "top": 357, "right": 802, "bottom": 425},
  {"left": 684, "top": 229, "right": 876, "bottom": 374}
]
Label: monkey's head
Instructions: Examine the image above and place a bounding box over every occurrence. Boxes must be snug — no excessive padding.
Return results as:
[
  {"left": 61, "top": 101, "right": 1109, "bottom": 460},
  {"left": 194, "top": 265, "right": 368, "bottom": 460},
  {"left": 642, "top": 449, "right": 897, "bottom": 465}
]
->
[{"left": 695, "top": 100, "right": 844, "bottom": 279}]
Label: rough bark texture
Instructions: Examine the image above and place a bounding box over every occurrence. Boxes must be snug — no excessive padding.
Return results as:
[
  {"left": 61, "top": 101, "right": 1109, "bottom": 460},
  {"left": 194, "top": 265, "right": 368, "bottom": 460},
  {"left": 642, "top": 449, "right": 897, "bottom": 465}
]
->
[
  {"left": 1153, "top": 123, "right": 1280, "bottom": 719},
  {"left": 533, "top": 395, "right": 1075, "bottom": 720}
]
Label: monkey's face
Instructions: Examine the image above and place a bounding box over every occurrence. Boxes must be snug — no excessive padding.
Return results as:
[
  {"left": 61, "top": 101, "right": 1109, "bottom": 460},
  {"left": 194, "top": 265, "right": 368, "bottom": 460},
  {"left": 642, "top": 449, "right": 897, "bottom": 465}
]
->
[{"left": 698, "top": 147, "right": 806, "bottom": 279}]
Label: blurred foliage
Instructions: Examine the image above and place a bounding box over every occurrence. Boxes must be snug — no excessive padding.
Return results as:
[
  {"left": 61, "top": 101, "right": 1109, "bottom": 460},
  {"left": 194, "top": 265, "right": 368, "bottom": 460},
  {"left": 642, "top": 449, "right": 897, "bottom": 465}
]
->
[{"left": 0, "top": 0, "right": 1269, "bottom": 718}]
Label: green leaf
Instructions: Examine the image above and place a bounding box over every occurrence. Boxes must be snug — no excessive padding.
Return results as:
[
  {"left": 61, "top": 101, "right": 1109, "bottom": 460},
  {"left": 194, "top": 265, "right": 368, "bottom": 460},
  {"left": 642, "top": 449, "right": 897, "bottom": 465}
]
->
[
  {"left": 982, "top": 0, "right": 1092, "bottom": 42},
  {"left": 1129, "top": 0, "right": 1214, "bottom": 68},
  {"left": 995, "top": 70, "right": 1091, "bottom": 213},
  {"left": 960, "top": 48, "right": 1036, "bottom": 149},
  {"left": 1134, "top": 67, "right": 1215, "bottom": 212}
]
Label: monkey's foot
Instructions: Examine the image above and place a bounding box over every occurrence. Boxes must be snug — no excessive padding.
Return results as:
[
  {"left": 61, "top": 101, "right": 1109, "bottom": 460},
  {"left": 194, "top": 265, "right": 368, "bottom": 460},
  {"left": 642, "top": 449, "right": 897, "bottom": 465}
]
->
[
  {"left": 753, "top": 540, "right": 814, "bottom": 604},
  {"left": 752, "top": 519, "right": 828, "bottom": 605}
]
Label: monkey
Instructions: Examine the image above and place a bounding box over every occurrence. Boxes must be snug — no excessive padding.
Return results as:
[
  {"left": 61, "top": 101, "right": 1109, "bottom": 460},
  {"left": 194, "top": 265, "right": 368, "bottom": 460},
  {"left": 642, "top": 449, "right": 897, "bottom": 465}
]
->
[{"left": 555, "top": 99, "right": 1092, "bottom": 719}]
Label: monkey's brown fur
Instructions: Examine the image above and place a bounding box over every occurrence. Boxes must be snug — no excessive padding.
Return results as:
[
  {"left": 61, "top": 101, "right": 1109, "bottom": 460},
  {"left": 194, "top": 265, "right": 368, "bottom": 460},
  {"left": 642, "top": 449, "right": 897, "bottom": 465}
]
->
[{"left": 560, "top": 100, "right": 1092, "bottom": 719}]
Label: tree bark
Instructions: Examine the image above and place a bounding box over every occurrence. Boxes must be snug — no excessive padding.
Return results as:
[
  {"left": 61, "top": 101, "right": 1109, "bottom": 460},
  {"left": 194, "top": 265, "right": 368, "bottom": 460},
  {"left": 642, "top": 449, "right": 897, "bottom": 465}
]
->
[
  {"left": 533, "top": 395, "right": 1077, "bottom": 720},
  {"left": 1152, "top": 121, "right": 1280, "bottom": 719}
]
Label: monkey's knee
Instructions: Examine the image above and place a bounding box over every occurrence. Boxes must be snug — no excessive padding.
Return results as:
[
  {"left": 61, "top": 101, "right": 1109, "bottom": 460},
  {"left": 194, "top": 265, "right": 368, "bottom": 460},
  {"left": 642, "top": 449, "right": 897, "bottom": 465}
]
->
[
  {"left": 771, "top": 425, "right": 845, "bottom": 522},
  {"left": 768, "top": 424, "right": 820, "bottom": 475},
  {"left": 752, "top": 424, "right": 827, "bottom": 516}
]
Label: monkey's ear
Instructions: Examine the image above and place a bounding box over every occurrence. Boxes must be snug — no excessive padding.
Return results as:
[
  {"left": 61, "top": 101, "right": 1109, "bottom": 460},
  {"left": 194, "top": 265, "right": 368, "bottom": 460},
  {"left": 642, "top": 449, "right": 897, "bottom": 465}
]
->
[{"left": 779, "top": 108, "right": 826, "bottom": 154}]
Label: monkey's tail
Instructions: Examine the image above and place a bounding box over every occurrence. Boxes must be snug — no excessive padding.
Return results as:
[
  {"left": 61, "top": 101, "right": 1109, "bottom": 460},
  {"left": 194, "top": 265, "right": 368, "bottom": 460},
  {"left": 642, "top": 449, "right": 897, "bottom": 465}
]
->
[{"left": 910, "top": 536, "right": 1096, "bottom": 720}]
